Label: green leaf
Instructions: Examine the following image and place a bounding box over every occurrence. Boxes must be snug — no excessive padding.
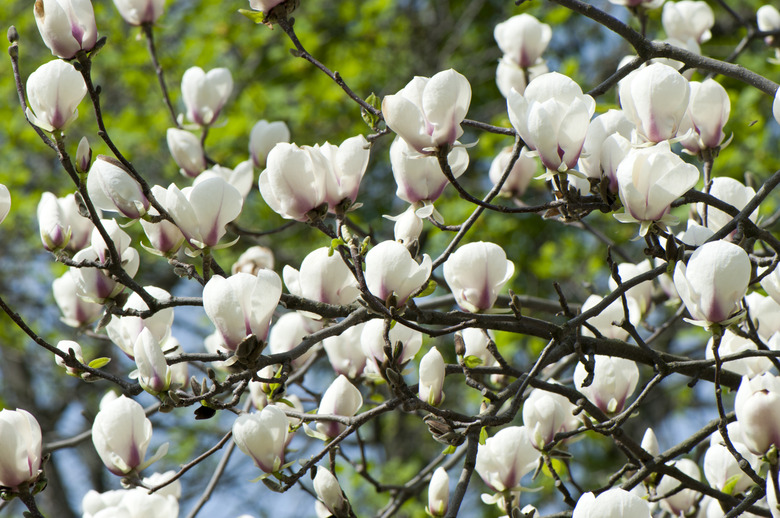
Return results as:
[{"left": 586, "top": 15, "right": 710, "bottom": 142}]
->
[
  {"left": 479, "top": 427, "right": 488, "bottom": 445},
  {"left": 721, "top": 474, "right": 742, "bottom": 495},
  {"left": 463, "top": 355, "right": 483, "bottom": 369},
  {"left": 442, "top": 445, "right": 456, "bottom": 455},
  {"left": 361, "top": 93, "right": 381, "bottom": 130},
  {"left": 88, "top": 357, "right": 111, "bottom": 369},
  {"left": 414, "top": 280, "right": 437, "bottom": 298},
  {"left": 238, "top": 9, "right": 265, "bottom": 23}
]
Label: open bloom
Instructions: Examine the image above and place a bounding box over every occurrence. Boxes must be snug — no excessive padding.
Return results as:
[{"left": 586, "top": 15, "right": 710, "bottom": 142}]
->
[
  {"left": 283, "top": 247, "right": 359, "bottom": 307},
  {"left": 443, "top": 242, "right": 514, "bottom": 312},
  {"left": 494, "top": 14, "right": 551, "bottom": 69},
  {"left": 382, "top": 69, "right": 471, "bottom": 154},
  {"left": 259, "top": 143, "right": 328, "bottom": 222},
  {"left": 181, "top": 67, "right": 233, "bottom": 126},
  {"left": 522, "top": 384, "right": 579, "bottom": 450},
  {"left": 318, "top": 135, "right": 371, "bottom": 211},
  {"left": 656, "top": 459, "right": 701, "bottom": 516},
  {"left": 87, "top": 156, "right": 149, "bottom": 219},
  {"left": 92, "top": 395, "right": 165, "bottom": 475},
  {"left": 679, "top": 79, "right": 730, "bottom": 154},
  {"left": 578, "top": 109, "right": 634, "bottom": 184},
  {"left": 735, "top": 373, "right": 780, "bottom": 455},
  {"left": 507, "top": 72, "right": 595, "bottom": 172},
  {"left": 614, "top": 141, "right": 700, "bottom": 235},
  {"left": 323, "top": 323, "right": 367, "bottom": 379},
  {"left": 662, "top": 1, "right": 714, "bottom": 43},
  {"left": 202, "top": 271, "right": 282, "bottom": 351},
  {"left": 572, "top": 488, "right": 651, "bottom": 518},
  {"left": 619, "top": 63, "right": 690, "bottom": 143},
  {"left": 106, "top": 286, "right": 173, "bottom": 358},
  {"left": 0, "top": 409, "right": 43, "bottom": 490},
  {"left": 26, "top": 60, "right": 87, "bottom": 133},
  {"left": 673, "top": 240, "right": 750, "bottom": 325},
  {"left": 475, "top": 426, "right": 540, "bottom": 492},
  {"left": 316, "top": 375, "right": 363, "bottom": 439},
  {"left": 34, "top": 0, "right": 97, "bottom": 59},
  {"left": 233, "top": 406, "right": 289, "bottom": 473},
  {"left": 364, "top": 240, "right": 432, "bottom": 305},
  {"left": 573, "top": 355, "right": 639, "bottom": 414},
  {"left": 389, "top": 136, "right": 469, "bottom": 205},
  {"left": 112, "top": 0, "right": 165, "bottom": 26}
]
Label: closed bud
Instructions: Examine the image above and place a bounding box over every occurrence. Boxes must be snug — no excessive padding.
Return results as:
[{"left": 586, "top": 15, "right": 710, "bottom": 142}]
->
[
  {"left": 443, "top": 242, "right": 514, "bottom": 313},
  {"left": 181, "top": 67, "right": 233, "bottom": 126},
  {"left": 232, "top": 406, "right": 289, "bottom": 473},
  {"left": 166, "top": 128, "right": 206, "bottom": 178},
  {"left": 313, "top": 467, "right": 349, "bottom": 517},
  {"left": 87, "top": 156, "right": 149, "bottom": 219},
  {"left": 133, "top": 328, "right": 171, "bottom": 395},
  {"left": 55, "top": 339, "right": 84, "bottom": 376},
  {"left": 37, "top": 192, "right": 71, "bottom": 251},
  {"left": 418, "top": 346, "right": 445, "bottom": 406},
  {"left": 427, "top": 467, "right": 449, "bottom": 517},
  {"left": 77, "top": 136, "right": 92, "bottom": 173},
  {"left": 364, "top": 240, "right": 432, "bottom": 306},
  {"left": 662, "top": 1, "right": 714, "bottom": 44},
  {"left": 250, "top": 120, "right": 290, "bottom": 168},
  {"left": 475, "top": 426, "right": 539, "bottom": 492},
  {"left": 283, "top": 247, "right": 359, "bottom": 308},
  {"left": 316, "top": 375, "right": 363, "bottom": 439},
  {"left": 0, "top": 409, "right": 43, "bottom": 490}
]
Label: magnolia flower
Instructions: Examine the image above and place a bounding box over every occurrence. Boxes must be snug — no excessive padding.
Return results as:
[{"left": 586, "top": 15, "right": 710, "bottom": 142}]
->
[
  {"left": 316, "top": 375, "right": 363, "bottom": 438},
  {"left": 259, "top": 142, "right": 328, "bottom": 221},
  {"left": 76, "top": 136, "right": 92, "bottom": 172},
  {"left": 614, "top": 141, "right": 700, "bottom": 235},
  {"left": 696, "top": 177, "right": 757, "bottom": 233},
  {"left": 581, "top": 294, "right": 640, "bottom": 341},
  {"left": 382, "top": 69, "right": 471, "bottom": 154},
  {"left": 735, "top": 373, "right": 780, "bottom": 455},
  {"left": 250, "top": 120, "right": 290, "bottom": 168},
  {"left": 704, "top": 422, "right": 760, "bottom": 495},
  {"left": 113, "top": 0, "right": 165, "bottom": 26},
  {"left": 232, "top": 246, "right": 274, "bottom": 275},
  {"left": 768, "top": 470, "right": 780, "bottom": 518},
  {"left": 674, "top": 240, "right": 750, "bottom": 325},
  {"left": 656, "top": 458, "right": 701, "bottom": 516},
  {"left": 283, "top": 247, "right": 359, "bottom": 307},
  {"left": 318, "top": 135, "right": 370, "bottom": 211},
  {"left": 87, "top": 156, "right": 149, "bottom": 219},
  {"left": 508, "top": 72, "right": 595, "bottom": 173},
  {"left": 494, "top": 14, "right": 551, "bottom": 69},
  {"left": 443, "top": 241, "right": 514, "bottom": 313},
  {"left": 389, "top": 136, "right": 469, "bottom": 206},
  {"left": 705, "top": 329, "right": 773, "bottom": 378},
  {"left": 489, "top": 146, "right": 538, "bottom": 198},
  {"left": 458, "top": 328, "right": 498, "bottom": 368},
  {"left": 386, "top": 205, "right": 424, "bottom": 247},
  {"left": 746, "top": 292, "right": 780, "bottom": 340},
  {"left": 761, "top": 264, "right": 780, "bottom": 307},
  {"left": 495, "top": 58, "right": 547, "bottom": 98},
  {"left": 194, "top": 161, "right": 254, "bottom": 200},
  {"left": 267, "top": 312, "right": 323, "bottom": 369},
  {"left": 475, "top": 426, "right": 540, "bottom": 492},
  {"left": 572, "top": 488, "right": 651, "bottom": 518},
  {"left": 578, "top": 109, "right": 634, "bottom": 184},
  {"left": 34, "top": 0, "right": 97, "bottom": 59},
  {"left": 232, "top": 406, "right": 289, "bottom": 473},
  {"left": 106, "top": 286, "right": 173, "bottom": 358},
  {"left": 419, "top": 346, "right": 445, "bottom": 406},
  {"left": 164, "top": 177, "right": 243, "bottom": 250},
  {"left": 92, "top": 395, "right": 166, "bottom": 475},
  {"left": 0, "top": 409, "right": 43, "bottom": 490},
  {"left": 249, "top": 0, "right": 285, "bottom": 13},
  {"left": 202, "top": 271, "right": 282, "bottom": 351},
  {"left": 322, "top": 323, "right": 367, "bottom": 378},
  {"left": 52, "top": 272, "right": 103, "bottom": 327},
  {"left": 139, "top": 185, "right": 186, "bottom": 256},
  {"left": 522, "top": 384, "right": 579, "bottom": 450},
  {"left": 679, "top": 79, "right": 730, "bottom": 154},
  {"left": 25, "top": 60, "right": 87, "bottom": 133},
  {"left": 55, "top": 339, "right": 84, "bottom": 376},
  {"left": 361, "top": 320, "right": 422, "bottom": 373},
  {"left": 132, "top": 328, "right": 170, "bottom": 396},
  {"left": 758, "top": 5, "right": 780, "bottom": 46},
  {"left": 313, "top": 467, "right": 349, "bottom": 517},
  {"left": 427, "top": 467, "right": 449, "bottom": 517},
  {"left": 573, "top": 355, "right": 639, "bottom": 414},
  {"left": 181, "top": 67, "right": 233, "bottom": 126},
  {"left": 166, "top": 128, "right": 206, "bottom": 178},
  {"left": 662, "top": 1, "right": 714, "bottom": 43},
  {"left": 619, "top": 63, "right": 690, "bottom": 143},
  {"left": 38, "top": 192, "right": 70, "bottom": 251},
  {"left": 364, "top": 240, "right": 432, "bottom": 306},
  {"left": 607, "top": 260, "right": 655, "bottom": 315}
]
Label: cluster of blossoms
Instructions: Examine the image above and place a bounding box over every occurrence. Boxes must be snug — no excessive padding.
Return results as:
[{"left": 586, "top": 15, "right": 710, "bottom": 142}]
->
[{"left": 7, "top": 0, "right": 780, "bottom": 517}]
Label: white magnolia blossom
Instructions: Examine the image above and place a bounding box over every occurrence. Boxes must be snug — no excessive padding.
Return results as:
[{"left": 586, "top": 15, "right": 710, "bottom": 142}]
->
[
  {"left": 249, "top": 0, "right": 285, "bottom": 13},
  {"left": 427, "top": 467, "right": 449, "bottom": 517},
  {"left": 0, "top": 409, "right": 43, "bottom": 489},
  {"left": 259, "top": 142, "right": 328, "bottom": 221},
  {"left": 673, "top": 240, "right": 750, "bottom": 325},
  {"left": 607, "top": 260, "right": 655, "bottom": 315},
  {"left": 361, "top": 320, "right": 422, "bottom": 372},
  {"left": 475, "top": 426, "right": 540, "bottom": 492},
  {"left": 679, "top": 79, "right": 730, "bottom": 153},
  {"left": 495, "top": 57, "right": 548, "bottom": 98},
  {"left": 25, "top": 60, "right": 87, "bottom": 132},
  {"left": 92, "top": 395, "right": 166, "bottom": 476},
  {"left": 735, "top": 373, "right": 780, "bottom": 455},
  {"left": 758, "top": 5, "right": 780, "bottom": 47},
  {"left": 507, "top": 72, "right": 595, "bottom": 172},
  {"left": 662, "top": 1, "right": 714, "bottom": 43},
  {"left": 573, "top": 355, "right": 639, "bottom": 414},
  {"left": 202, "top": 271, "right": 282, "bottom": 351},
  {"left": 194, "top": 161, "right": 254, "bottom": 200},
  {"left": 457, "top": 328, "right": 498, "bottom": 368},
  {"left": 317, "top": 135, "right": 371, "bottom": 211},
  {"left": 313, "top": 467, "right": 349, "bottom": 517},
  {"left": 703, "top": 422, "right": 760, "bottom": 495},
  {"left": 106, "top": 286, "right": 173, "bottom": 358},
  {"left": 250, "top": 120, "right": 290, "bottom": 168},
  {"left": 139, "top": 185, "right": 186, "bottom": 256},
  {"left": 87, "top": 156, "right": 149, "bottom": 219},
  {"left": 746, "top": 292, "right": 780, "bottom": 340},
  {"left": 113, "top": 0, "right": 164, "bottom": 25},
  {"left": 768, "top": 470, "right": 780, "bottom": 518},
  {"left": 133, "top": 328, "right": 171, "bottom": 395},
  {"left": 418, "top": 346, "right": 445, "bottom": 406},
  {"left": 386, "top": 205, "right": 424, "bottom": 247},
  {"left": 494, "top": 14, "right": 551, "bottom": 68},
  {"left": 695, "top": 176, "right": 757, "bottom": 233},
  {"left": 581, "top": 294, "right": 640, "bottom": 341},
  {"left": 389, "top": 136, "right": 469, "bottom": 205},
  {"left": 619, "top": 63, "right": 690, "bottom": 143},
  {"left": 382, "top": 69, "right": 471, "bottom": 154},
  {"left": 572, "top": 488, "right": 651, "bottom": 518},
  {"left": 0, "top": 185, "right": 10, "bottom": 226},
  {"left": 34, "top": 0, "right": 97, "bottom": 58},
  {"left": 614, "top": 141, "right": 700, "bottom": 235},
  {"left": 522, "top": 383, "right": 579, "bottom": 449},
  {"left": 705, "top": 329, "right": 773, "bottom": 378},
  {"left": 656, "top": 458, "right": 701, "bottom": 516},
  {"left": 37, "top": 192, "right": 71, "bottom": 252},
  {"left": 316, "top": 375, "right": 363, "bottom": 439},
  {"left": 52, "top": 272, "right": 103, "bottom": 327},
  {"left": 232, "top": 245, "right": 274, "bottom": 275},
  {"left": 232, "top": 405, "right": 289, "bottom": 473},
  {"left": 267, "top": 311, "right": 323, "bottom": 369},
  {"left": 166, "top": 128, "right": 206, "bottom": 178},
  {"left": 578, "top": 109, "right": 634, "bottom": 186},
  {"left": 364, "top": 240, "right": 432, "bottom": 305},
  {"left": 283, "top": 247, "right": 359, "bottom": 307},
  {"left": 164, "top": 177, "right": 243, "bottom": 250},
  {"left": 55, "top": 339, "right": 84, "bottom": 376},
  {"left": 181, "top": 66, "right": 233, "bottom": 126},
  {"left": 322, "top": 323, "right": 367, "bottom": 379},
  {"left": 488, "top": 146, "right": 538, "bottom": 198},
  {"left": 443, "top": 241, "right": 514, "bottom": 313}
]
